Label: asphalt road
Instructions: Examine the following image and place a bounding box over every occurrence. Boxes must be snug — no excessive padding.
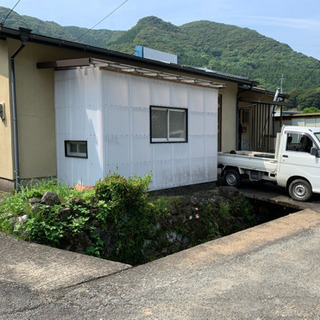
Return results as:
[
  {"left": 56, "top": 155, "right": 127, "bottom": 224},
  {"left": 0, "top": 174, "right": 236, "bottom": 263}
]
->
[{"left": 1, "top": 208, "right": 320, "bottom": 319}]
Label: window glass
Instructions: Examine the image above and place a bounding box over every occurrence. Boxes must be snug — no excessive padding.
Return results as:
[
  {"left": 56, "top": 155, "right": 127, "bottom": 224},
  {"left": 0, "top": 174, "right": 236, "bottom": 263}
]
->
[
  {"left": 151, "top": 106, "right": 187, "bottom": 143},
  {"left": 78, "top": 143, "right": 87, "bottom": 154},
  {"left": 241, "top": 109, "right": 250, "bottom": 124},
  {"left": 65, "top": 141, "right": 88, "bottom": 158},
  {"left": 286, "top": 133, "right": 313, "bottom": 153},
  {"left": 151, "top": 108, "right": 168, "bottom": 139},
  {"left": 70, "top": 143, "right": 78, "bottom": 153},
  {"left": 169, "top": 110, "right": 185, "bottom": 139}
]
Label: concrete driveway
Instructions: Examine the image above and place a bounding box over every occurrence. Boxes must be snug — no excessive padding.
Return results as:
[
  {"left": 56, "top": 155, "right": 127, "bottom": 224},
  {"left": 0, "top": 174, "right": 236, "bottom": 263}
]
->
[{"left": 1, "top": 207, "right": 320, "bottom": 319}]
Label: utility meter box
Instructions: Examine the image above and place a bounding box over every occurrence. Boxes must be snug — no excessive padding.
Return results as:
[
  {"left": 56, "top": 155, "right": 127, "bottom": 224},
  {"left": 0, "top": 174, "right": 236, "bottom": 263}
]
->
[{"left": 0, "top": 103, "right": 5, "bottom": 120}]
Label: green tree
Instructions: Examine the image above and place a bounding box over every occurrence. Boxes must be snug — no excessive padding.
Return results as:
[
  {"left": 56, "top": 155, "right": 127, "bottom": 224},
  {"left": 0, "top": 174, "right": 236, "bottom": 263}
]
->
[
  {"left": 297, "top": 88, "right": 320, "bottom": 111},
  {"left": 287, "top": 88, "right": 300, "bottom": 109},
  {"left": 302, "top": 106, "right": 320, "bottom": 113}
]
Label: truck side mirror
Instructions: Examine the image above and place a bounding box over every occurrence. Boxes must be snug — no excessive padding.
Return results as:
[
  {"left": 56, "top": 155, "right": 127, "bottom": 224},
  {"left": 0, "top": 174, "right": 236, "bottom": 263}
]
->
[{"left": 310, "top": 147, "right": 320, "bottom": 157}]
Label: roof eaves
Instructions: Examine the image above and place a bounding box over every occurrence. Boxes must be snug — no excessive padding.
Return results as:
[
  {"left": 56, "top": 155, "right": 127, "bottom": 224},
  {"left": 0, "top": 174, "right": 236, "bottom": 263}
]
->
[{"left": 248, "top": 87, "right": 289, "bottom": 99}]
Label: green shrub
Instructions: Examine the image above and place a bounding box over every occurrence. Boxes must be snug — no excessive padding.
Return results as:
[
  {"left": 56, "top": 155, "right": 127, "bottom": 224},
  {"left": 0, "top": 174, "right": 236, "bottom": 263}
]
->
[
  {"left": 0, "top": 179, "right": 89, "bottom": 243},
  {"left": 0, "top": 174, "right": 255, "bottom": 266},
  {"left": 0, "top": 192, "right": 30, "bottom": 219},
  {"left": 217, "top": 201, "right": 231, "bottom": 218},
  {"left": 23, "top": 204, "right": 65, "bottom": 245},
  {"left": 95, "top": 172, "right": 154, "bottom": 264}
]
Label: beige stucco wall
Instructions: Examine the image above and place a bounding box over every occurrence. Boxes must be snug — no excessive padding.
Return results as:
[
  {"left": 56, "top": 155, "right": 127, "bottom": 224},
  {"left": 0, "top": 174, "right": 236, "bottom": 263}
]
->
[
  {"left": 218, "top": 82, "right": 238, "bottom": 151},
  {"left": 5, "top": 38, "right": 93, "bottom": 182},
  {"left": 0, "top": 40, "right": 13, "bottom": 183}
]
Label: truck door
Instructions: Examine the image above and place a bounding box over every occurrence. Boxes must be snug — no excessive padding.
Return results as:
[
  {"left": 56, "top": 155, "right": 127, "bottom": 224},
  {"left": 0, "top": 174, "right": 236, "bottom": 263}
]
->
[{"left": 277, "top": 132, "right": 320, "bottom": 191}]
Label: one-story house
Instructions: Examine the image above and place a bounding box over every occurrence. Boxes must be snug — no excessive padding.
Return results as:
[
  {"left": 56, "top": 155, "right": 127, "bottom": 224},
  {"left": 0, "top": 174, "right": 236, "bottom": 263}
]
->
[{"left": 0, "top": 26, "right": 282, "bottom": 191}]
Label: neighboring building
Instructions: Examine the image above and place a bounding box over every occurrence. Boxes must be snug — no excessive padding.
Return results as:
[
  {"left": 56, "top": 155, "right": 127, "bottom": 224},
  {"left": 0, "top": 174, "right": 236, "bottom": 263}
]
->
[
  {"left": 292, "top": 113, "right": 320, "bottom": 127},
  {"left": 0, "top": 26, "right": 280, "bottom": 191},
  {"left": 238, "top": 87, "right": 288, "bottom": 151},
  {"left": 274, "top": 112, "right": 320, "bottom": 133},
  {"left": 273, "top": 110, "right": 302, "bottom": 133}
]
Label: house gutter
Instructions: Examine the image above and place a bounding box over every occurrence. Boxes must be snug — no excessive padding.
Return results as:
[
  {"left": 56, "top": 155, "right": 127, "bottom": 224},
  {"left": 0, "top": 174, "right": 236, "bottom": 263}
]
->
[{"left": 9, "top": 28, "right": 31, "bottom": 192}]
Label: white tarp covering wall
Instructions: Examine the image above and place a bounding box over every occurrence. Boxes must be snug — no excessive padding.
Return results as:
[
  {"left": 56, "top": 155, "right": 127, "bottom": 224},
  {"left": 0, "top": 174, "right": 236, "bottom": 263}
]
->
[{"left": 54, "top": 67, "right": 218, "bottom": 190}]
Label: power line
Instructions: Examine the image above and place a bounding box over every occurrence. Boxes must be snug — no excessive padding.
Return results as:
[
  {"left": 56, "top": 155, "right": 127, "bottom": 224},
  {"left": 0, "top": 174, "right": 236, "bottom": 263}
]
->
[
  {"left": 76, "top": 0, "right": 129, "bottom": 42},
  {"left": 0, "top": 0, "right": 22, "bottom": 26}
]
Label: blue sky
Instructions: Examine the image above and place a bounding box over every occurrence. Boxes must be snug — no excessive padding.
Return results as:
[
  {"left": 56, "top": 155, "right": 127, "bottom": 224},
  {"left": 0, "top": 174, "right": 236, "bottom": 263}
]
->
[{"left": 2, "top": 0, "right": 320, "bottom": 60}]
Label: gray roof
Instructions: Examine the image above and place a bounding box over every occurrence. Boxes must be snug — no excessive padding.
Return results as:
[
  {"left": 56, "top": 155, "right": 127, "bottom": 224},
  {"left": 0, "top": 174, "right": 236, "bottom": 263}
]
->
[{"left": 193, "top": 66, "right": 250, "bottom": 81}]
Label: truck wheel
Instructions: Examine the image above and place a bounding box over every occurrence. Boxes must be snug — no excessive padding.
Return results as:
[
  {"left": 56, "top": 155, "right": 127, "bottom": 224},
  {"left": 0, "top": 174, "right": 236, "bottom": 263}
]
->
[
  {"left": 288, "top": 179, "right": 312, "bottom": 202},
  {"left": 224, "top": 169, "right": 241, "bottom": 187}
]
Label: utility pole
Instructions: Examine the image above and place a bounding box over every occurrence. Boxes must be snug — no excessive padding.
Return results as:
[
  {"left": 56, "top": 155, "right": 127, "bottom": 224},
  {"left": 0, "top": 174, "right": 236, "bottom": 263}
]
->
[{"left": 280, "top": 74, "right": 285, "bottom": 94}]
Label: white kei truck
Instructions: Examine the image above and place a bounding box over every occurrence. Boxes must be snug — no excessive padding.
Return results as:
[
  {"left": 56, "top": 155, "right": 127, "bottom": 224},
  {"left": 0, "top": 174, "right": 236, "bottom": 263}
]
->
[{"left": 218, "top": 126, "right": 320, "bottom": 201}]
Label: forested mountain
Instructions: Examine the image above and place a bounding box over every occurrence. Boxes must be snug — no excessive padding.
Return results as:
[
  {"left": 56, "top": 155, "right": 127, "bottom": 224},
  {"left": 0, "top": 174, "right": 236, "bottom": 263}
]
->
[
  {"left": 1, "top": 7, "right": 320, "bottom": 110},
  {"left": 106, "top": 17, "right": 320, "bottom": 102},
  {"left": 0, "top": 6, "right": 122, "bottom": 47}
]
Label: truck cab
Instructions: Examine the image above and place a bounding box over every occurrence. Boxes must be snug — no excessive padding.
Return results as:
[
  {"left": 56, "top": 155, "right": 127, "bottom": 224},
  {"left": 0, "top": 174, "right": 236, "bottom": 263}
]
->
[
  {"left": 218, "top": 126, "right": 320, "bottom": 201},
  {"left": 277, "top": 126, "right": 320, "bottom": 201}
]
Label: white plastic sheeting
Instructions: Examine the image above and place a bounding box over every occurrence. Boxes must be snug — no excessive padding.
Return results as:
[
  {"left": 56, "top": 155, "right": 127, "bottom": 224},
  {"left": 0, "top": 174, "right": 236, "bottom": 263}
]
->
[{"left": 54, "top": 67, "right": 218, "bottom": 190}]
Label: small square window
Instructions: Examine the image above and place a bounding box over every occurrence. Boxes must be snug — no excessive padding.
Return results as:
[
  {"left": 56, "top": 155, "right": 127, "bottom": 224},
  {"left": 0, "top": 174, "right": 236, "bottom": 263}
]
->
[
  {"left": 241, "top": 109, "right": 250, "bottom": 124},
  {"left": 150, "top": 106, "right": 187, "bottom": 143},
  {"left": 65, "top": 141, "right": 88, "bottom": 158}
]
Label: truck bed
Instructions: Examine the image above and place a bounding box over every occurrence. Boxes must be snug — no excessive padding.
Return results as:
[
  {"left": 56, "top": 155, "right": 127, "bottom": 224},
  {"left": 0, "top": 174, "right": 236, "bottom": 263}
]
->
[{"left": 218, "top": 151, "right": 278, "bottom": 174}]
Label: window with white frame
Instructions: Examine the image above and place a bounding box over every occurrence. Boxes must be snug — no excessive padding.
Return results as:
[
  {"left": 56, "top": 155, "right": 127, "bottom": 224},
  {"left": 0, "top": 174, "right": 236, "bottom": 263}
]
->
[
  {"left": 150, "top": 106, "right": 187, "bottom": 143},
  {"left": 65, "top": 141, "right": 88, "bottom": 158}
]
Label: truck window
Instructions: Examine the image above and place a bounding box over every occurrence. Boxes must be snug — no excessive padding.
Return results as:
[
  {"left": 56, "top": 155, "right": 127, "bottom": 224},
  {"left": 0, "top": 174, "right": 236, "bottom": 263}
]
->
[
  {"left": 286, "top": 133, "right": 313, "bottom": 153},
  {"left": 315, "top": 133, "right": 320, "bottom": 144}
]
